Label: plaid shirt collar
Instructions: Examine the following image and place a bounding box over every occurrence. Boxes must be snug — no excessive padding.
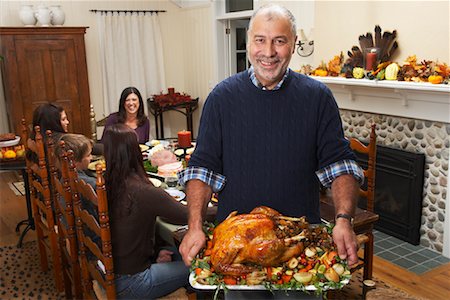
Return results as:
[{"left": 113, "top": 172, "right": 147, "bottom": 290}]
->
[{"left": 248, "top": 66, "right": 289, "bottom": 91}]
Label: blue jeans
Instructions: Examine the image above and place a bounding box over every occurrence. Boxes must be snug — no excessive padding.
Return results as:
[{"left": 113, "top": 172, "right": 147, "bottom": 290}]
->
[{"left": 115, "top": 248, "right": 189, "bottom": 299}]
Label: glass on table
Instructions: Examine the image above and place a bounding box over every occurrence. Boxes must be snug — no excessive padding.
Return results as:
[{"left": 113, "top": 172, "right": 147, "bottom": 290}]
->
[{"left": 165, "top": 176, "right": 178, "bottom": 189}]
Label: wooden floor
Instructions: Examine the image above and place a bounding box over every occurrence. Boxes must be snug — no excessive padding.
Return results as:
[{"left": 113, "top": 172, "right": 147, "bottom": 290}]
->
[{"left": 1, "top": 170, "right": 449, "bottom": 299}]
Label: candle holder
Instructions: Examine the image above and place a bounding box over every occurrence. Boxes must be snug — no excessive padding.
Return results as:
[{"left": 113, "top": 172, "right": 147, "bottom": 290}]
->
[{"left": 363, "top": 47, "right": 380, "bottom": 72}]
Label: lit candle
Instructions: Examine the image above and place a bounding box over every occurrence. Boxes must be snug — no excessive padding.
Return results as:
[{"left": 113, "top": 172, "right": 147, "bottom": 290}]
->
[
  {"left": 365, "top": 52, "right": 377, "bottom": 71},
  {"left": 168, "top": 87, "right": 175, "bottom": 95},
  {"left": 177, "top": 130, "right": 191, "bottom": 148}
]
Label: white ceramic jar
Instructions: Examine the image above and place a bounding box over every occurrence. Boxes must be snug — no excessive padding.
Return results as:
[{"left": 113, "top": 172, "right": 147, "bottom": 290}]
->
[
  {"left": 19, "top": 5, "right": 37, "bottom": 26},
  {"left": 49, "top": 5, "right": 65, "bottom": 26},
  {"left": 35, "top": 5, "right": 51, "bottom": 27}
]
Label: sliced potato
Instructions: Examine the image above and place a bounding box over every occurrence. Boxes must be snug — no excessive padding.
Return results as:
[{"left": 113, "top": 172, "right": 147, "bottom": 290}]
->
[
  {"left": 332, "top": 263, "right": 345, "bottom": 275},
  {"left": 324, "top": 267, "right": 340, "bottom": 282},
  {"left": 305, "top": 247, "right": 317, "bottom": 258},
  {"left": 287, "top": 257, "right": 299, "bottom": 269},
  {"left": 293, "top": 272, "right": 313, "bottom": 284}
]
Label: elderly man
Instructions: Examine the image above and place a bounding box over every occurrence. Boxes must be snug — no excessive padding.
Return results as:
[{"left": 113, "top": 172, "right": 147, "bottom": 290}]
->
[{"left": 179, "top": 3, "right": 363, "bottom": 280}]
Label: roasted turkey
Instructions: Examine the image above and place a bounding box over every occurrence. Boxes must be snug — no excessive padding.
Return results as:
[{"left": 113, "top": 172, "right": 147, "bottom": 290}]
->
[{"left": 210, "top": 206, "right": 309, "bottom": 276}]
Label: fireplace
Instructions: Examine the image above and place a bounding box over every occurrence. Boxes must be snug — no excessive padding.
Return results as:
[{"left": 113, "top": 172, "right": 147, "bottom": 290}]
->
[{"left": 355, "top": 145, "right": 425, "bottom": 245}]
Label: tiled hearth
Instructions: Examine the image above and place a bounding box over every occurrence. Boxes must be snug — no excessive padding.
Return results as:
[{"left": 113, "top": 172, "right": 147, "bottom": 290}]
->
[{"left": 374, "top": 230, "right": 450, "bottom": 274}]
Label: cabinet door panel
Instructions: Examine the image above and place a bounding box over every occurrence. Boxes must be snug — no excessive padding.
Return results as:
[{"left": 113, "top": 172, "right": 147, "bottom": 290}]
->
[{"left": 15, "top": 39, "right": 81, "bottom": 134}]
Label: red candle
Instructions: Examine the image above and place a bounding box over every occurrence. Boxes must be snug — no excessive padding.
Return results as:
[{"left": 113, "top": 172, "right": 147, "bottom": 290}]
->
[
  {"left": 178, "top": 130, "right": 191, "bottom": 148},
  {"left": 365, "top": 52, "right": 377, "bottom": 71},
  {"left": 168, "top": 87, "right": 175, "bottom": 95}
]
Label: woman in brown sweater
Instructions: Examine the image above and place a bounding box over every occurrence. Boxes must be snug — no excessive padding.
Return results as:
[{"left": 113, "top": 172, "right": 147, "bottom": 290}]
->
[{"left": 103, "top": 124, "right": 202, "bottom": 299}]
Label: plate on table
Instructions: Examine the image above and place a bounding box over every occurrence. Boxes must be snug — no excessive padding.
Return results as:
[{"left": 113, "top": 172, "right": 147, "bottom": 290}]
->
[
  {"left": 164, "top": 189, "right": 186, "bottom": 201},
  {"left": 88, "top": 159, "right": 106, "bottom": 171},
  {"left": 0, "top": 136, "right": 20, "bottom": 148},
  {"left": 146, "top": 140, "right": 170, "bottom": 148},
  {"left": 139, "top": 144, "right": 150, "bottom": 152},
  {"left": 149, "top": 178, "right": 162, "bottom": 187},
  {"left": 174, "top": 147, "right": 195, "bottom": 156}
]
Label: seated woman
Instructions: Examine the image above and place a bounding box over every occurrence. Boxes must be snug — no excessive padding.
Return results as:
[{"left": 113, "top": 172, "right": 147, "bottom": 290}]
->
[
  {"left": 103, "top": 124, "right": 208, "bottom": 299},
  {"left": 102, "top": 87, "right": 150, "bottom": 144},
  {"left": 26, "top": 103, "right": 70, "bottom": 163}
]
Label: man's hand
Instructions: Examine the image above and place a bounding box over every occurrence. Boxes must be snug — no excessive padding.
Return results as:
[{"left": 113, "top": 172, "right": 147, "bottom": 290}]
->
[
  {"left": 156, "top": 249, "right": 174, "bottom": 263},
  {"left": 179, "top": 227, "right": 207, "bottom": 266},
  {"left": 332, "top": 218, "right": 358, "bottom": 266}
]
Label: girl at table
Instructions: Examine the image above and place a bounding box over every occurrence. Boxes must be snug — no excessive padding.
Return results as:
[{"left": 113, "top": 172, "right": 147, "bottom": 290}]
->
[
  {"left": 103, "top": 123, "right": 190, "bottom": 299},
  {"left": 102, "top": 87, "right": 150, "bottom": 144},
  {"left": 26, "top": 103, "right": 70, "bottom": 163}
]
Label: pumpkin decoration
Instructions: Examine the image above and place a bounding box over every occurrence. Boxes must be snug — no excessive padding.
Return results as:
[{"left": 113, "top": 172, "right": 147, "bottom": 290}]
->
[
  {"left": 313, "top": 61, "right": 328, "bottom": 77},
  {"left": 428, "top": 75, "right": 444, "bottom": 84}
]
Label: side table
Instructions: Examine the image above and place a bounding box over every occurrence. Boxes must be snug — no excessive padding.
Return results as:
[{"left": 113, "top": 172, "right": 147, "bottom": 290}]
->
[
  {"left": 147, "top": 98, "right": 199, "bottom": 140},
  {"left": 0, "top": 159, "right": 34, "bottom": 248}
]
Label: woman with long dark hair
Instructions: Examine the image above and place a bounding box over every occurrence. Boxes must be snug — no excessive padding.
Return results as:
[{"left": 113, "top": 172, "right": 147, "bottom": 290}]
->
[
  {"left": 31, "top": 103, "right": 69, "bottom": 138},
  {"left": 102, "top": 87, "right": 150, "bottom": 144},
  {"left": 26, "top": 103, "right": 70, "bottom": 163},
  {"left": 103, "top": 124, "right": 191, "bottom": 299}
]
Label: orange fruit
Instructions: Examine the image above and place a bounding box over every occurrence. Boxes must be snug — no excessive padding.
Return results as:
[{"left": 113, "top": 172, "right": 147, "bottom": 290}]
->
[{"left": 4, "top": 150, "right": 16, "bottom": 159}]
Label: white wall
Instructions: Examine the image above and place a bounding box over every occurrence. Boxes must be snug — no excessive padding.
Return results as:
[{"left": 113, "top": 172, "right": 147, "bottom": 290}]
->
[
  {"left": 1, "top": 0, "right": 449, "bottom": 137},
  {"left": 313, "top": 1, "right": 449, "bottom": 67}
]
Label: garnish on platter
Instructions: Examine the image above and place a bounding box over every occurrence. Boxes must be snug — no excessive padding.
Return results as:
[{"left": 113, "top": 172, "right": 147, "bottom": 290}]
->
[{"left": 190, "top": 206, "right": 351, "bottom": 298}]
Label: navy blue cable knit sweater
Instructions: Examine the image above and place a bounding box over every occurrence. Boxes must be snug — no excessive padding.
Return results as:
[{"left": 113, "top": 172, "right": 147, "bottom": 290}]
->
[{"left": 189, "top": 70, "right": 355, "bottom": 223}]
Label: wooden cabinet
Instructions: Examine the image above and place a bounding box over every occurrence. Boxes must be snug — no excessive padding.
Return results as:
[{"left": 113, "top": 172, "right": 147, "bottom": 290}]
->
[{"left": 0, "top": 27, "right": 91, "bottom": 136}]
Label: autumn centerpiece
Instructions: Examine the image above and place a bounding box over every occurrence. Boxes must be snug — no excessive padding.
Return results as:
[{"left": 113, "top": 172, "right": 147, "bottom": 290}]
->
[{"left": 152, "top": 88, "right": 192, "bottom": 107}]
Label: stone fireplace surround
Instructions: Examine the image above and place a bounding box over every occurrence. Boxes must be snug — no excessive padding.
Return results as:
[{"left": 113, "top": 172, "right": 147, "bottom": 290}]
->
[{"left": 315, "top": 77, "right": 450, "bottom": 257}]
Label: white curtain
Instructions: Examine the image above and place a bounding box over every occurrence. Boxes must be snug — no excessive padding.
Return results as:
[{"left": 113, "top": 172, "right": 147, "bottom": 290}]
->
[{"left": 96, "top": 11, "right": 166, "bottom": 116}]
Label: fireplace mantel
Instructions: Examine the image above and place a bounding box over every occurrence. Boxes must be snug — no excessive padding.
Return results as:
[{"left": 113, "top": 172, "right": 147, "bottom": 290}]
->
[{"left": 314, "top": 77, "right": 450, "bottom": 123}]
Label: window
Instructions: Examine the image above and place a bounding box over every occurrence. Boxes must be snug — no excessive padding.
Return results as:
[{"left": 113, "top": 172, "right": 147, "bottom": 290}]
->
[{"left": 230, "top": 19, "right": 250, "bottom": 74}]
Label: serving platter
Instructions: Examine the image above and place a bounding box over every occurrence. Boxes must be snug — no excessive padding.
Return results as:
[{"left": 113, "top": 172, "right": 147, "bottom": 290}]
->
[
  {"left": 189, "top": 273, "right": 350, "bottom": 291},
  {"left": 0, "top": 136, "right": 20, "bottom": 148}
]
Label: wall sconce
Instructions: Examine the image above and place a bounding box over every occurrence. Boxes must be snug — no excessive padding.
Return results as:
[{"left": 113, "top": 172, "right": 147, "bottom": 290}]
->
[{"left": 296, "top": 29, "right": 314, "bottom": 57}]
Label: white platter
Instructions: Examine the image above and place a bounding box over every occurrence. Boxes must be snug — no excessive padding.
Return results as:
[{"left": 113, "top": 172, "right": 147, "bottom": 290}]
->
[
  {"left": 165, "top": 189, "right": 186, "bottom": 201},
  {"left": 189, "top": 272, "right": 350, "bottom": 291},
  {"left": 0, "top": 136, "right": 20, "bottom": 148}
]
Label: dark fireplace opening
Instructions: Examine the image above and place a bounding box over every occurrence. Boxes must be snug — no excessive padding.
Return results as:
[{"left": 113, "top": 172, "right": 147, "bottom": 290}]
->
[{"left": 355, "top": 145, "right": 425, "bottom": 245}]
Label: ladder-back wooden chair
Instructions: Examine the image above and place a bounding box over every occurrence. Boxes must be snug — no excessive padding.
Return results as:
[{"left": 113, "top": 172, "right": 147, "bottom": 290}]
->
[
  {"left": 46, "top": 132, "right": 83, "bottom": 299},
  {"left": 21, "top": 120, "right": 64, "bottom": 292},
  {"left": 320, "top": 123, "right": 379, "bottom": 281},
  {"left": 69, "top": 152, "right": 116, "bottom": 299}
]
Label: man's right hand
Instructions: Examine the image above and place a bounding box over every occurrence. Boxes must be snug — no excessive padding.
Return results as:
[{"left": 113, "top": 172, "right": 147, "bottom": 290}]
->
[{"left": 179, "top": 227, "right": 207, "bottom": 266}]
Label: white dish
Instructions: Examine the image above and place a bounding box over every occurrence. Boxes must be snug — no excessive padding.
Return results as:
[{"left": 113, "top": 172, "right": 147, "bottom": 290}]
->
[
  {"left": 165, "top": 189, "right": 186, "bottom": 201},
  {"left": 0, "top": 136, "right": 20, "bottom": 148},
  {"left": 149, "top": 178, "right": 162, "bottom": 187},
  {"left": 174, "top": 147, "right": 195, "bottom": 156},
  {"left": 189, "top": 272, "right": 350, "bottom": 291},
  {"left": 146, "top": 140, "right": 170, "bottom": 148},
  {"left": 139, "top": 144, "right": 150, "bottom": 152}
]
